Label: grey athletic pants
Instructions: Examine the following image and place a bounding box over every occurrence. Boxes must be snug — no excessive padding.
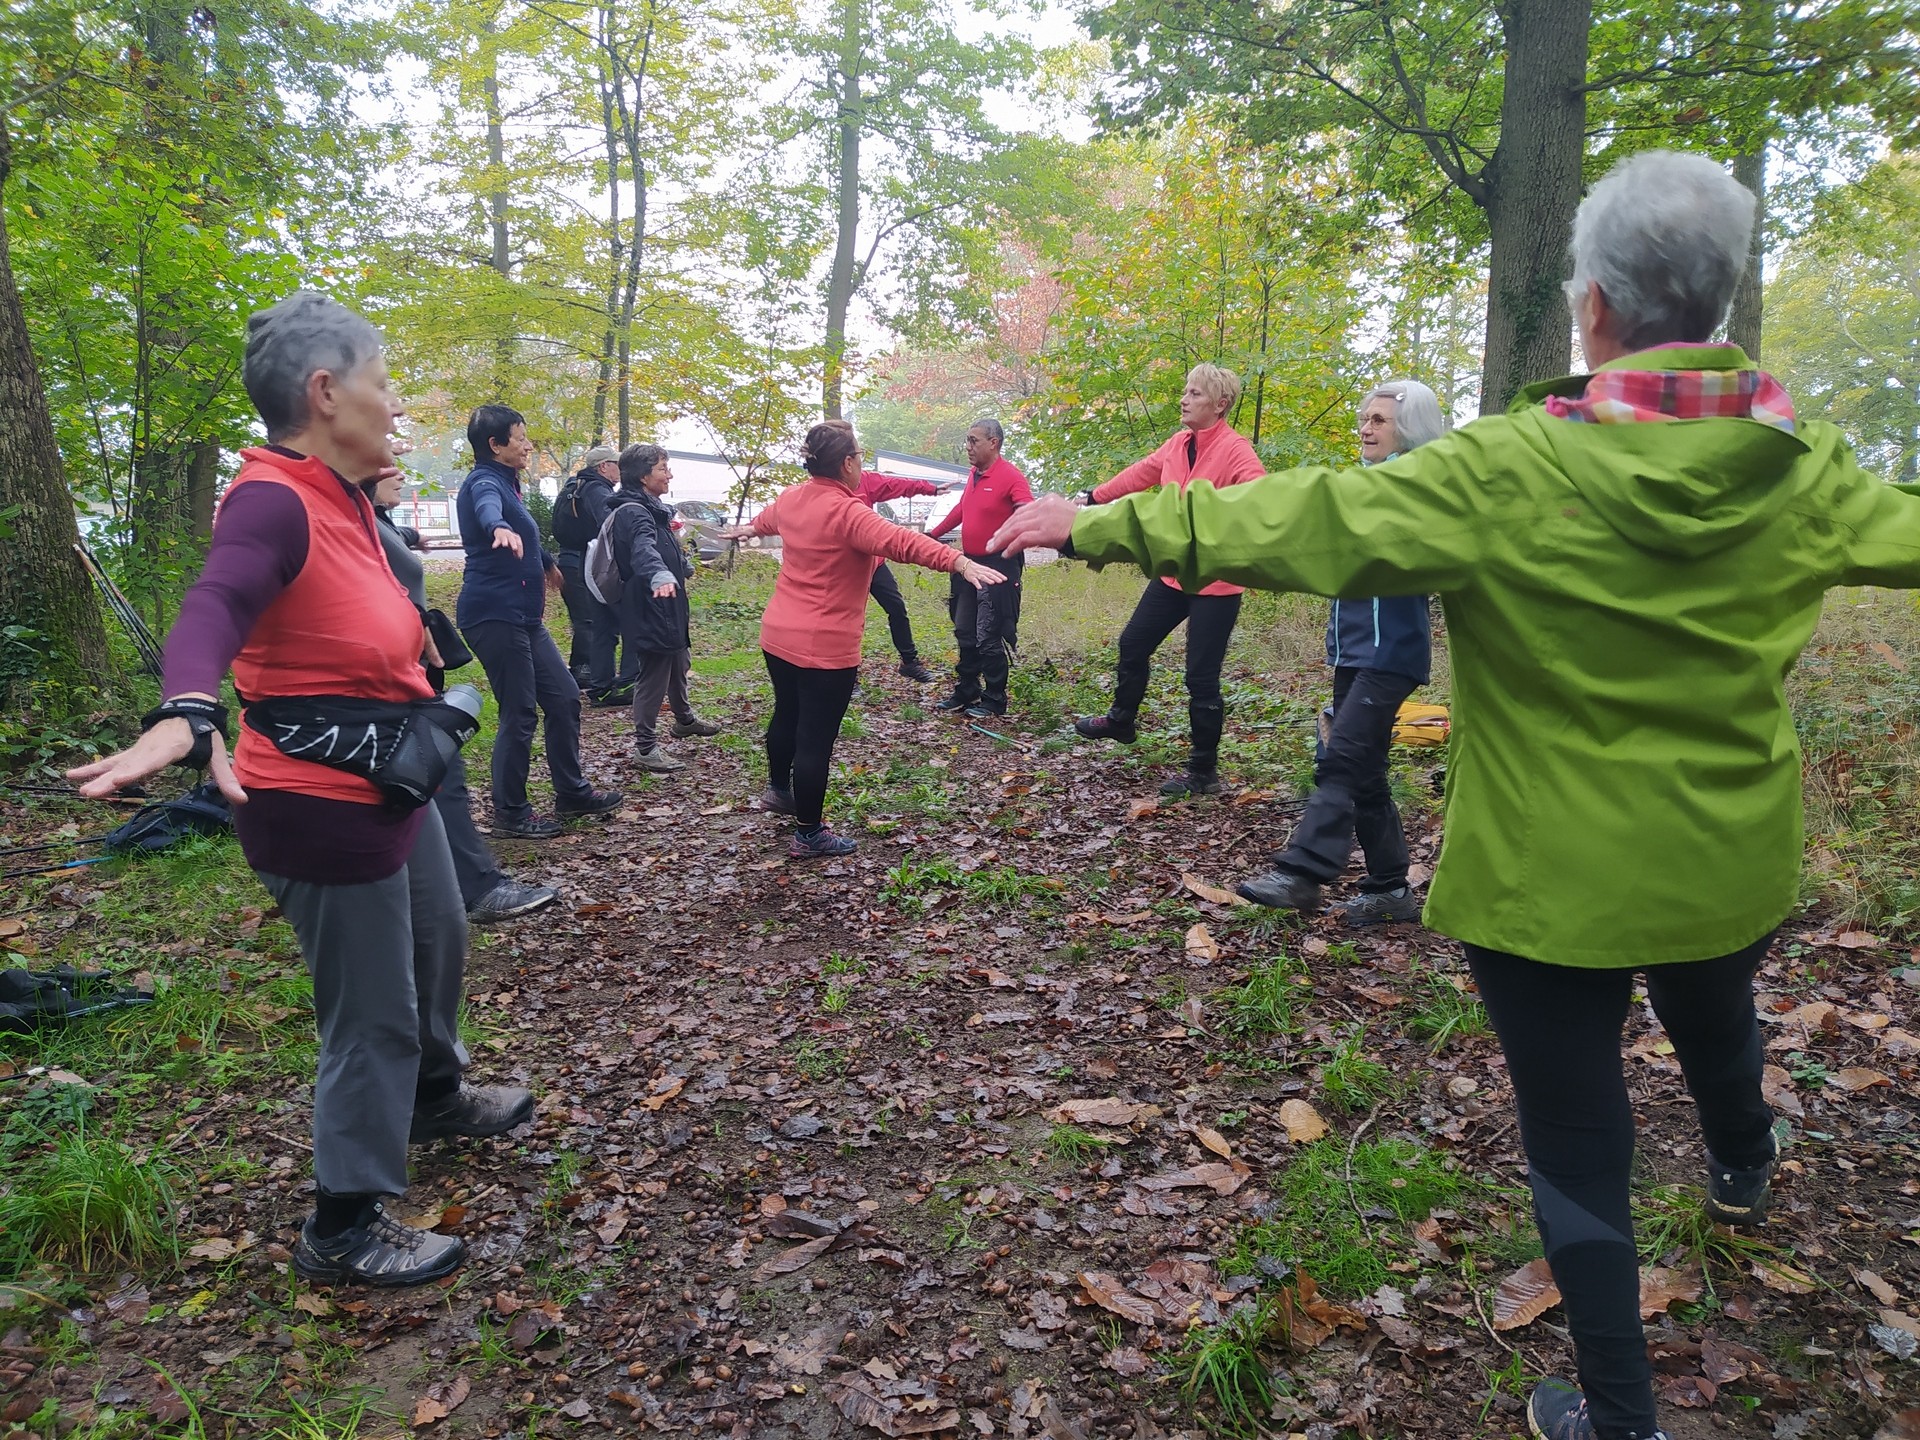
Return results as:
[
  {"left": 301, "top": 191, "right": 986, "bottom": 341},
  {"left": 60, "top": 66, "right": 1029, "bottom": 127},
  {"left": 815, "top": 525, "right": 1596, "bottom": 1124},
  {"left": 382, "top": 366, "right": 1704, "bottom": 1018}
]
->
[
  {"left": 258, "top": 803, "right": 470, "bottom": 1198},
  {"left": 630, "top": 647, "right": 693, "bottom": 750}
]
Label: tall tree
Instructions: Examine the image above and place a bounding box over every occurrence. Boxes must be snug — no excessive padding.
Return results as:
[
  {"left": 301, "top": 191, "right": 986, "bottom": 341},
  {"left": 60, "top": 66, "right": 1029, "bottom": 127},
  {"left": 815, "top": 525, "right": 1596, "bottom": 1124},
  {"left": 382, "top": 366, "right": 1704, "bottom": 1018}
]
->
[
  {"left": 774, "top": 0, "right": 1036, "bottom": 418},
  {"left": 1086, "top": 0, "right": 1920, "bottom": 409}
]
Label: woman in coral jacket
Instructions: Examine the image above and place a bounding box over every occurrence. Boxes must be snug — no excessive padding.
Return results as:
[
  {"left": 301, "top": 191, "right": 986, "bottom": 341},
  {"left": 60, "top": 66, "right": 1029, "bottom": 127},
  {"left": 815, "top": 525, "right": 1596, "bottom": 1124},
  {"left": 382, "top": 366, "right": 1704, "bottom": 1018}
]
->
[
  {"left": 721, "top": 421, "right": 1006, "bottom": 859},
  {"left": 1071, "top": 364, "right": 1267, "bottom": 796}
]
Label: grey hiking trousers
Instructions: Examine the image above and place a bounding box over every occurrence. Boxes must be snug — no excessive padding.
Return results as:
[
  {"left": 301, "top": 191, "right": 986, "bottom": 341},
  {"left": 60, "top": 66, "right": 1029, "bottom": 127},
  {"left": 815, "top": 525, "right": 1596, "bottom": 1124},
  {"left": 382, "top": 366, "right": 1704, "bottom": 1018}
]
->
[{"left": 258, "top": 803, "right": 470, "bottom": 1198}]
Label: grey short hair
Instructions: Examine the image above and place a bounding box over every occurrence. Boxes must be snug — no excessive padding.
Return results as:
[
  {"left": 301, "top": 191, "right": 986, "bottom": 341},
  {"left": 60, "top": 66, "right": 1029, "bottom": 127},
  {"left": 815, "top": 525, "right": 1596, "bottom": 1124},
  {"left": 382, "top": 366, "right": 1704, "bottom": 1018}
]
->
[
  {"left": 969, "top": 417, "right": 1005, "bottom": 446},
  {"left": 1363, "top": 379, "right": 1449, "bottom": 452},
  {"left": 619, "top": 442, "right": 668, "bottom": 486},
  {"left": 1565, "top": 150, "right": 1757, "bottom": 351},
  {"left": 243, "top": 291, "right": 384, "bottom": 441}
]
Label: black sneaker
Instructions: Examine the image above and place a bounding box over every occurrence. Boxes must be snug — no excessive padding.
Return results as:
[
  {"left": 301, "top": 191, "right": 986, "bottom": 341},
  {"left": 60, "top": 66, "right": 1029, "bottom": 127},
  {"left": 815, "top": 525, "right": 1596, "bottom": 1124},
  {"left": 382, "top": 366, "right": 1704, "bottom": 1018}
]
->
[
  {"left": 556, "top": 788, "right": 623, "bottom": 818},
  {"left": 1704, "top": 1129, "right": 1780, "bottom": 1226},
  {"left": 964, "top": 702, "right": 1006, "bottom": 720},
  {"left": 468, "top": 879, "right": 559, "bottom": 926},
  {"left": 1525, "top": 1378, "right": 1669, "bottom": 1440},
  {"left": 789, "top": 827, "right": 857, "bottom": 860},
  {"left": 493, "top": 813, "right": 564, "bottom": 840},
  {"left": 758, "top": 785, "right": 796, "bottom": 815},
  {"left": 899, "top": 659, "right": 936, "bottom": 683},
  {"left": 1340, "top": 886, "right": 1423, "bottom": 926},
  {"left": 1159, "top": 771, "right": 1221, "bottom": 797},
  {"left": 1074, "top": 714, "right": 1137, "bottom": 744},
  {"left": 293, "top": 1202, "right": 466, "bottom": 1288},
  {"left": 1236, "top": 869, "right": 1323, "bottom": 911},
  {"left": 934, "top": 690, "right": 979, "bottom": 713},
  {"left": 588, "top": 684, "right": 635, "bottom": 709},
  {"left": 410, "top": 1083, "right": 535, "bottom": 1143},
  {"left": 670, "top": 715, "right": 721, "bottom": 738}
]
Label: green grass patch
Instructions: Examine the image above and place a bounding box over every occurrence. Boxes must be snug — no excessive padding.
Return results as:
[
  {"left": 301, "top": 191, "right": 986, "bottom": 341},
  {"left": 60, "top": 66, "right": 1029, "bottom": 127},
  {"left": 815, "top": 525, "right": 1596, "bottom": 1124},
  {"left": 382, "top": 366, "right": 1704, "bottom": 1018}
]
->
[
  {"left": 1045, "top": 1124, "right": 1112, "bottom": 1166},
  {"left": 1169, "top": 1294, "right": 1285, "bottom": 1439},
  {"left": 1211, "top": 955, "right": 1307, "bottom": 1044},
  {"left": 0, "top": 1114, "right": 181, "bottom": 1279}
]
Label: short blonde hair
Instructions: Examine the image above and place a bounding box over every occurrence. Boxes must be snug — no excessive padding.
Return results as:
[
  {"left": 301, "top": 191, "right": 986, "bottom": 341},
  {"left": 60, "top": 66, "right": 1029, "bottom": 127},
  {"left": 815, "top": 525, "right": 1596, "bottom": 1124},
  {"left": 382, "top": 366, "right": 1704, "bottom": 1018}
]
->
[{"left": 1186, "top": 363, "right": 1242, "bottom": 414}]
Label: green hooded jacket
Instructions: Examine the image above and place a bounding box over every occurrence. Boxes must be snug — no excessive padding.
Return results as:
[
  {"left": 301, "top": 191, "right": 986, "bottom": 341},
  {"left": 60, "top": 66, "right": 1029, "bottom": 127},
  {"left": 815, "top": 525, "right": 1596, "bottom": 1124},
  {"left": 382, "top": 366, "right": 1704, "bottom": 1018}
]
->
[{"left": 1070, "top": 346, "right": 1920, "bottom": 967}]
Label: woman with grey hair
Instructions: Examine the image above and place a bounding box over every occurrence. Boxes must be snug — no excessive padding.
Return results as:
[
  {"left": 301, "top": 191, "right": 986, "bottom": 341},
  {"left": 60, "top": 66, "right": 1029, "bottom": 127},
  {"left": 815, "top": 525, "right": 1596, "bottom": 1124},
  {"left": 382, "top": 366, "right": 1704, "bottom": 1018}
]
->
[
  {"left": 989, "top": 149, "right": 1914, "bottom": 1440},
  {"left": 71, "top": 291, "right": 533, "bottom": 1288},
  {"left": 1236, "top": 376, "right": 1446, "bottom": 925}
]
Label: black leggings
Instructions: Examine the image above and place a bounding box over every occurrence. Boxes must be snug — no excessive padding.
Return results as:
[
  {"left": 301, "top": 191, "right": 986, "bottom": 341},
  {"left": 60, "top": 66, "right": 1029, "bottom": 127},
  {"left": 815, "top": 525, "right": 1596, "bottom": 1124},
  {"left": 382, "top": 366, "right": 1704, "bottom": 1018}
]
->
[
  {"left": 1465, "top": 937, "right": 1775, "bottom": 1440},
  {"left": 763, "top": 651, "right": 859, "bottom": 829},
  {"left": 868, "top": 563, "right": 919, "bottom": 663}
]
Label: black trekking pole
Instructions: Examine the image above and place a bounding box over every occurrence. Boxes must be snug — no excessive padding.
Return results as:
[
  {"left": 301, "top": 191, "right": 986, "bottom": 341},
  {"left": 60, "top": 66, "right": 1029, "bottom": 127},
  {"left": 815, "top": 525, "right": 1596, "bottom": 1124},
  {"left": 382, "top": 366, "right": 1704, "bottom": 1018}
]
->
[{"left": 73, "top": 541, "right": 164, "bottom": 678}]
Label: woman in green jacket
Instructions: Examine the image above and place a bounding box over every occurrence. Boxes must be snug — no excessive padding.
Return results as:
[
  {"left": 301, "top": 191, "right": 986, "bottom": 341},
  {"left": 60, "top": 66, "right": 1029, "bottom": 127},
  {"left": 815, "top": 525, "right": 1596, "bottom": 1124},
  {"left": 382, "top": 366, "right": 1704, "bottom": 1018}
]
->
[{"left": 990, "top": 150, "right": 1920, "bottom": 1440}]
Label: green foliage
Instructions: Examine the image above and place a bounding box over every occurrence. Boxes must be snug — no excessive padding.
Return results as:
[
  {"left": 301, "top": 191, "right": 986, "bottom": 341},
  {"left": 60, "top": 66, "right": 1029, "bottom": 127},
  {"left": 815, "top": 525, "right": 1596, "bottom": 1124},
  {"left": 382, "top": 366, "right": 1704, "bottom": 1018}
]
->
[
  {"left": 0, "top": 1111, "right": 182, "bottom": 1278},
  {"left": 1319, "top": 1028, "right": 1396, "bottom": 1111},
  {"left": 1211, "top": 955, "right": 1306, "bottom": 1043},
  {"left": 1045, "top": 1124, "right": 1112, "bottom": 1166},
  {"left": 1169, "top": 1295, "right": 1283, "bottom": 1439}
]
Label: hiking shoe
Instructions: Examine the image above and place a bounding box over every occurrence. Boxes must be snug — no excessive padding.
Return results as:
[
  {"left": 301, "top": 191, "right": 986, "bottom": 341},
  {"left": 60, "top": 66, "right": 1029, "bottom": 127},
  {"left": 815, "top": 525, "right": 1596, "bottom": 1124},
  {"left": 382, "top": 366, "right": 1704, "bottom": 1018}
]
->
[
  {"left": 934, "top": 689, "right": 979, "bottom": 713},
  {"left": 1524, "top": 1378, "right": 1668, "bottom": 1440},
  {"left": 588, "top": 684, "right": 635, "bottom": 708},
  {"left": 410, "top": 1083, "right": 536, "bottom": 1143},
  {"left": 789, "top": 827, "right": 857, "bottom": 860},
  {"left": 670, "top": 715, "right": 721, "bottom": 738},
  {"left": 964, "top": 702, "right": 1006, "bottom": 720},
  {"left": 1236, "top": 869, "right": 1323, "bottom": 912},
  {"left": 493, "top": 813, "right": 563, "bottom": 840},
  {"left": 634, "top": 746, "right": 684, "bottom": 773},
  {"left": 899, "top": 659, "right": 936, "bottom": 683},
  {"left": 758, "top": 785, "right": 796, "bottom": 814},
  {"left": 293, "top": 1202, "right": 466, "bottom": 1288},
  {"left": 1159, "top": 771, "right": 1221, "bottom": 797},
  {"left": 468, "top": 879, "right": 558, "bottom": 926},
  {"left": 1705, "top": 1129, "right": 1780, "bottom": 1227},
  {"left": 556, "top": 788, "right": 623, "bottom": 817},
  {"left": 1340, "top": 886, "right": 1423, "bottom": 926},
  {"left": 1074, "top": 713, "right": 1137, "bottom": 744}
]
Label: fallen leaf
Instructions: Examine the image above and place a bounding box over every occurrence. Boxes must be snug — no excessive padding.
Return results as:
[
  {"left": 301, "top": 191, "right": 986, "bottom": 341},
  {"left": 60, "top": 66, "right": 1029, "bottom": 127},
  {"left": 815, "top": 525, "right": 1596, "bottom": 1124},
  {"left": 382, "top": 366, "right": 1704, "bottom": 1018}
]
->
[
  {"left": 1835, "top": 929, "right": 1884, "bottom": 949},
  {"left": 1880, "top": 1308, "right": 1920, "bottom": 1341},
  {"left": 1658, "top": 1374, "right": 1717, "bottom": 1408},
  {"left": 1193, "top": 1125, "right": 1233, "bottom": 1159},
  {"left": 1184, "top": 923, "right": 1219, "bottom": 963},
  {"left": 1180, "top": 872, "right": 1251, "bottom": 908},
  {"left": 1126, "top": 798, "right": 1159, "bottom": 821},
  {"left": 0, "top": 918, "right": 23, "bottom": 939},
  {"left": 1760, "top": 1064, "right": 1804, "bottom": 1118},
  {"left": 1137, "top": 1161, "right": 1250, "bottom": 1195},
  {"left": 1875, "top": 1410, "right": 1920, "bottom": 1440},
  {"left": 1829, "top": 1067, "right": 1893, "bottom": 1092},
  {"left": 1045, "top": 1098, "right": 1162, "bottom": 1127},
  {"left": 412, "top": 1377, "right": 470, "bottom": 1427},
  {"left": 753, "top": 1232, "right": 838, "bottom": 1280},
  {"left": 1857, "top": 1270, "right": 1901, "bottom": 1305},
  {"left": 1870, "top": 641, "right": 1908, "bottom": 672},
  {"left": 1639, "top": 1265, "right": 1704, "bottom": 1319},
  {"left": 1102, "top": 1345, "right": 1150, "bottom": 1375},
  {"left": 1752, "top": 1258, "right": 1816, "bottom": 1294},
  {"left": 1277, "top": 1099, "right": 1327, "bottom": 1143},
  {"left": 1492, "top": 1258, "right": 1562, "bottom": 1331},
  {"left": 769, "top": 1325, "right": 841, "bottom": 1376},
  {"left": 641, "top": 1075, "right": 686, "bottom": 1110},
  {"left": 1077, "top": 1271, "right": 1159, "bottom": 1326}
]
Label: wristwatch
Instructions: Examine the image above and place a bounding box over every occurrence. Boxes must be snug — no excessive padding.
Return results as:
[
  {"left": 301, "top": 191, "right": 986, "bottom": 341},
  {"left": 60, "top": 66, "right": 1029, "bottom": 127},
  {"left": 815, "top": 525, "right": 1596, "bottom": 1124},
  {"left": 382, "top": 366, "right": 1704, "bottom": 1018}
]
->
[
  {"left": 1075, "top": 490, "right": 1096, "bottom": 506},
  {"left": 140, "top": 696, "right": 230, "bottom": 770}
]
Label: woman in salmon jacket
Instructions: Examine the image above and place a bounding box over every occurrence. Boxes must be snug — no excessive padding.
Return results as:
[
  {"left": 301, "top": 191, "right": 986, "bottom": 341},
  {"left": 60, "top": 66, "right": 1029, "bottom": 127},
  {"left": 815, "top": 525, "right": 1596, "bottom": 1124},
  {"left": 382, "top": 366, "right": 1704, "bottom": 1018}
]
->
[
  {"left": 1071, "top": 364, "right": 1267, "bottom": 797},
  {"left": 723, "top": 420, "right": 1006, "bottom": 858}
]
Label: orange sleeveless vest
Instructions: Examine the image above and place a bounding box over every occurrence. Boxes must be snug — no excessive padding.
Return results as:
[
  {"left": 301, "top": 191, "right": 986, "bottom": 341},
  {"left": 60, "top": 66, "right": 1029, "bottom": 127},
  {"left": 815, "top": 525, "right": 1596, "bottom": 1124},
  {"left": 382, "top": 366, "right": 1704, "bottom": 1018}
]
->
[{"left": 225, "top": 448, "right": 432, "bottom": 801}]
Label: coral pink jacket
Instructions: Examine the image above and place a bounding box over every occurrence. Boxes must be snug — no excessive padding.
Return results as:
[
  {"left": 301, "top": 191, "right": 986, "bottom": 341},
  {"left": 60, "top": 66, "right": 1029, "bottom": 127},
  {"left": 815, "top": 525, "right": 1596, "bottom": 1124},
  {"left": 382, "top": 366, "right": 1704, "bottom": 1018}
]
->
[
  {"left": 1092, "top": 423, "right": 1266, "bottom": 596},
  {"left": 751, "top": 476, "right": 962, "bottom": 668}
]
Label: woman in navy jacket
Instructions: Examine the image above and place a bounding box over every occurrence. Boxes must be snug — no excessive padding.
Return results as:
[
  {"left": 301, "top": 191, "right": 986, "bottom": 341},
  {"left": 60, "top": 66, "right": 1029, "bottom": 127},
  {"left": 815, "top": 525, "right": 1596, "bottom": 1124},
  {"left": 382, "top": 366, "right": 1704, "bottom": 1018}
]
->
[{"left": 1237, "top": 379, "right": 1447, "bottom": 925}]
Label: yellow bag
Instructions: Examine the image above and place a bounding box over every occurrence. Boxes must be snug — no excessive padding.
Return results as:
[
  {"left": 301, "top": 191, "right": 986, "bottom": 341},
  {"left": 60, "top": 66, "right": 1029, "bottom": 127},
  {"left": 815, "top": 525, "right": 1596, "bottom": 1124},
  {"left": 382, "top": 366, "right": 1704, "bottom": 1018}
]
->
[{"left": 1393, "top": 701, "right": 1450, "bottom": 749}]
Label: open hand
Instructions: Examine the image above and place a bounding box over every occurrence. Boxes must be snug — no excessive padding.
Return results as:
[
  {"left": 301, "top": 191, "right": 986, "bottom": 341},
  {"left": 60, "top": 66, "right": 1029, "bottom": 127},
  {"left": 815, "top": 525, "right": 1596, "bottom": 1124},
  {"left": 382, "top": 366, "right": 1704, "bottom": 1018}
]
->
[
  {"left": 493, "top": 526, "right": 524, "bottom": 558},
  {"left": 653, "top": 581, "right": 677, "bottom": 598},
  {"left": 956, "top": 557, "right": 1008, "bottom": 590},
  {"left": 989, "top": 494, "right": 1076, "bottom": 556},
  {"left": 68, "top": 717, "right": 247, "bottom": 806}
]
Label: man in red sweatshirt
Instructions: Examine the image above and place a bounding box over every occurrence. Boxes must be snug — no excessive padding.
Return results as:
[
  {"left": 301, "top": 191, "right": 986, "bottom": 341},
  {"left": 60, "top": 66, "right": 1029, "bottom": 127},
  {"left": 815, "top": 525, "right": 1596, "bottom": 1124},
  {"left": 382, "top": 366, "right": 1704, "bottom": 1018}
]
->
[
  {"left": 856, "top": 467, "right": 963, "bottom": 682},
  {"left": 929, "top": 418, "right": 1033, "bottom": 717}
]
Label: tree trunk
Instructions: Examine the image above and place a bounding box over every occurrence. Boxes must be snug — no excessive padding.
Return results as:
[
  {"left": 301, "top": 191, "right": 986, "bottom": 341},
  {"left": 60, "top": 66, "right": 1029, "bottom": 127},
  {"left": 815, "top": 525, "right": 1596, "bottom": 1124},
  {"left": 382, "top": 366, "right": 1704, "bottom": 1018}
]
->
[
  {"left": 821, "top": 0, "right": 862, "bottom": 420},
  {"left": 593, "top": 6, "right": 619, "bottom": 443},
  {"left": 1726, "top": 142, "right": 1767, "bottom": 361},
  {"left": 0, "top": 125, "right": 113, "bottom": 700},
  {"left": 612, "top": 2, "right": 656, "bottom": 446},
  {"left": 1479, "top": 0, "right": 1590, "bottom": 411},
  {"left": 482, "top": 27, "right": 513, "bottom": 387}
]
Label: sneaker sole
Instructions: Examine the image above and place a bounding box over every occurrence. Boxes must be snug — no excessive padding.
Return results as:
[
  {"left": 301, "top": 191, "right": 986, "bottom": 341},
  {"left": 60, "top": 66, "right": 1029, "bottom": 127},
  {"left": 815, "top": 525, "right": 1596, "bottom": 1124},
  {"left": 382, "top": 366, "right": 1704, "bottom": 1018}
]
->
[
  {"left": 293, "top": 1242, "right": 466, "bottom": 1288},
  {"left": 469, "top": 894, "right": 558, "bottom": 925},
  {"left": 1702, "top": 1196, "right": 1771, "bottom": 1227}
]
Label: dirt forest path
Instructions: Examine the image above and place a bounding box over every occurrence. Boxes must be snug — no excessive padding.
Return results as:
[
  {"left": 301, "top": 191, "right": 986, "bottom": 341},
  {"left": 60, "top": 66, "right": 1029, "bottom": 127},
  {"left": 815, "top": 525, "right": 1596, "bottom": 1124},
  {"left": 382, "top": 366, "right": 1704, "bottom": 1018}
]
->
[{"left": 2, "top": 566, "right": 1919, "bottom": 1439}]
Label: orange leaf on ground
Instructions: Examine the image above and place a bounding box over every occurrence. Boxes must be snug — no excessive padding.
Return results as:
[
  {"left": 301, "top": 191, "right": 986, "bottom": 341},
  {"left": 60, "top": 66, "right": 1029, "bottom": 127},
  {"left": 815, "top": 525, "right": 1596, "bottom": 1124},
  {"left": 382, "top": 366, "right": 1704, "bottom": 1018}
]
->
[
  {"left": 1077, "top": 1271, "right": 1159, "bottom": 1326},
  {"left": 1126, "top": 798, "right": 1159, "bottom": 821},
  {"left": 1493, "top": 1258, "right": 1562, "bottom": 1331},
  {"left": 1137, "top": 1161, "right": 1250, "bottom": 1195},
  {"left": 1857, "top": 1270, "right": 1901, "bottom": 1305},
  {"left": 1278, "top": 1099, "right": 1327, "bottom": 1143},
  {"left": 412, "top": 1377, "right": 470, "bottom": 1427},
  {"left": 1830, "top": 1067, "right": 1893, "bottom": 1092},
  {"left": 1181, "top": 872, "right": 1252, "bottom": 907},
  {"left": 1760, "top": 1064, "right": 1804, "bottom": 1118},
  {"left": 1639, "top": 1265, "right": 1704, "bottom": 1319},
  {"left": 1184, "top": 924, "right": 1219, "bottom": 962},
  {"left": 641, "top": 1075, "right": 686, "bottom": 1110},
  {"left": 1194, "top": 1125, "right": 1233, "bottom": 1159}
]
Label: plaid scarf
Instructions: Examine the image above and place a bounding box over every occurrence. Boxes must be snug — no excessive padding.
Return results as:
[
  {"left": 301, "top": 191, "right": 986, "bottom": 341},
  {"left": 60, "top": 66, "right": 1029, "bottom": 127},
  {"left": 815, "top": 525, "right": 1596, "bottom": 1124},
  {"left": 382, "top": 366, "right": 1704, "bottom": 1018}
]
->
[{"left": 1546, "top": 344, "right": 1796, "bottom": 433}]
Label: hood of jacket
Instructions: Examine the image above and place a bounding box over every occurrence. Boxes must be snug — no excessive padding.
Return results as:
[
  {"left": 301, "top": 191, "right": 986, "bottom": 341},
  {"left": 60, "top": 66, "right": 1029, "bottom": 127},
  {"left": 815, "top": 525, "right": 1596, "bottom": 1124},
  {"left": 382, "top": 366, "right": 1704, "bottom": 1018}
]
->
[{"left": 1514, "top": 346, "right": 1812, "bottom": 560}]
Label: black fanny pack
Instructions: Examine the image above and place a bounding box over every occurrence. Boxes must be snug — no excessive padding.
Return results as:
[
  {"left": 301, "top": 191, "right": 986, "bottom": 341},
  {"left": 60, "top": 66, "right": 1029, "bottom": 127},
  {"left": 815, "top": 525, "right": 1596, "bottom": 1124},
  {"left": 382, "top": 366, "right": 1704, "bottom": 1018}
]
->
[{"left": 244, "top": 693, "right": 480, "bottom": 811}]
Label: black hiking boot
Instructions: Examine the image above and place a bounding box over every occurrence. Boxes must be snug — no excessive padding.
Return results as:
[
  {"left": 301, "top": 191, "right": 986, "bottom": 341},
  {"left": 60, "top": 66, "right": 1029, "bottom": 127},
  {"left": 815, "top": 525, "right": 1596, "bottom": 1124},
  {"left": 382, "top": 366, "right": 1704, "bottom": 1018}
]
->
[
  {"left": 1074, "top": 713, "right": 1137, "bottom": 744},
  {"left": 1704, "top": 1129, "right": 1780, "bottom": 1226},
  {"left": 1339, "top": 887, "right": 1423, "bottom": 926},
  {"left": 899, "top": 658, "right": 936, "bottom": 683},
  {"left": 1236, "top": 869, "right": 1323, "bottom": 912},
  {"left": 1159, "top": 770, "right": 1221, "bottom": 797},
  {"left": 293, "top": 1202, "right": 466, "bottom": 1288},
  {"left": 1526, "top": 1378, "right": 1668, "bottom": 1440},
  {"left": 935, "top": 689, "right": 979, "bottom": 713},
  {"left": 410, "top": 1083, "right": 536, "bottom": 1143}
]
